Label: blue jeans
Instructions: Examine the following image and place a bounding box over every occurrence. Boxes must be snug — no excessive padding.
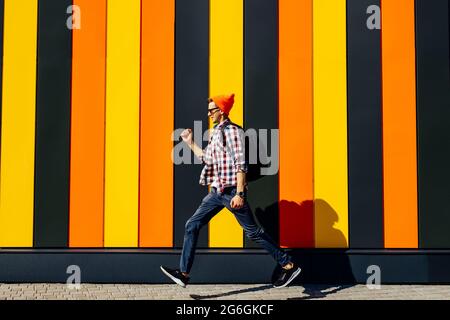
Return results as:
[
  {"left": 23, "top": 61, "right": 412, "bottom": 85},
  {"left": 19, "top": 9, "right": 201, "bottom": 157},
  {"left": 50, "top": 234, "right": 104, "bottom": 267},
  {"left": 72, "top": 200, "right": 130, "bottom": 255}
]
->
[{"left": 180, "top": 186, "right": 291, "bottom": 273}]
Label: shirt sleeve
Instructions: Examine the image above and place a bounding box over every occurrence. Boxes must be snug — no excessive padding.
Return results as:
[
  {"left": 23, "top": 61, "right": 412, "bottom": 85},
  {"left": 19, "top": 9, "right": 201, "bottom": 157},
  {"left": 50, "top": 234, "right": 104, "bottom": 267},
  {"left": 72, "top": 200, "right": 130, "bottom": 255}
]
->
[{"left": 226, "top": 126, "right": 248, "bottom": 173}]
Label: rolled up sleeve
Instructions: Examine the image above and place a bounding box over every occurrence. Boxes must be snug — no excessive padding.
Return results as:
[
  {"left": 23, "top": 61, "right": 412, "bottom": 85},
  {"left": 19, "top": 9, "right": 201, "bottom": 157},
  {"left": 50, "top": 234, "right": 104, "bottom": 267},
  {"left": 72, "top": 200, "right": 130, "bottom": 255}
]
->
[
  {"left": 197, "top": 143, "right": 212, "bottom": 165},
  {"left": 197, "top": 150, "right": 205, "bottom": 163},
  {"left": 227, "top": 126, "right": 248, "bottom": 173}
]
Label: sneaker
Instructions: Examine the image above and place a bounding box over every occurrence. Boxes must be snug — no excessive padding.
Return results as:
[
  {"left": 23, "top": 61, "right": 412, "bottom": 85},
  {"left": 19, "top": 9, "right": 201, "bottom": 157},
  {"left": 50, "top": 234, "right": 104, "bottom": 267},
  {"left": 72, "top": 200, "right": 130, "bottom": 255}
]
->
[
  {"left": 160, "top": 266, "right": 189, "bottom": 288},
  {"left": 273, "top": 264, "right": 301, "bottom": 288}
]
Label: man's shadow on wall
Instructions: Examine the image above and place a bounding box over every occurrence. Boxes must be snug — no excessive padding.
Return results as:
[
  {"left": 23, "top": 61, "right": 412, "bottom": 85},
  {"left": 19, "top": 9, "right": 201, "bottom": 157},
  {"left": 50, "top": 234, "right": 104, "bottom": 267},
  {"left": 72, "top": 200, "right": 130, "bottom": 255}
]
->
[
  {"left": 191, "top": 199, "right": 355, "bottom": 300},
  {"left": 273, "top": 199, "right": 354, "bottom": 299}
]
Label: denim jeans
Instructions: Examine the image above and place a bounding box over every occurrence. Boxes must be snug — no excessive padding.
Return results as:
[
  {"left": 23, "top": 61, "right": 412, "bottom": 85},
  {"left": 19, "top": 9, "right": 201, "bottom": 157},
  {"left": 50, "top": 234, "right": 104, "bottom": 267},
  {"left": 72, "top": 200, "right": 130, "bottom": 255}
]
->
[{"left": 180, "top": 186, "right": 291, "bottom": 273}]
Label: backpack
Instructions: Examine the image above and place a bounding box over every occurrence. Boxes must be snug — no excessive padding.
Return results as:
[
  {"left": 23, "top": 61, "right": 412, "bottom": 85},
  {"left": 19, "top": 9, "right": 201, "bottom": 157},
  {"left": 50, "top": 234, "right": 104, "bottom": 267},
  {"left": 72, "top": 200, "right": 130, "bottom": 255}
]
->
[{"left": 217, "top": 121, "right": 268, "bottom": 182}]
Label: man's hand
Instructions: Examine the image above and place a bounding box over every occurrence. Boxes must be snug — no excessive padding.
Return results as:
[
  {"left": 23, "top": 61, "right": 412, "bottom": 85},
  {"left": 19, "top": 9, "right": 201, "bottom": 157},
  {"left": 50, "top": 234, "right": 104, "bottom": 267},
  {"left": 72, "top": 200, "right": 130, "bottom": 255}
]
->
[
  {"left": 182, "top": 128, "right": 205, "bottom": 159},
  {"left": 230, "top": 195, "right": 244, "bottom": 209},
  {"left": 180, "top": 128, "right": 193, "bottom": 145}
]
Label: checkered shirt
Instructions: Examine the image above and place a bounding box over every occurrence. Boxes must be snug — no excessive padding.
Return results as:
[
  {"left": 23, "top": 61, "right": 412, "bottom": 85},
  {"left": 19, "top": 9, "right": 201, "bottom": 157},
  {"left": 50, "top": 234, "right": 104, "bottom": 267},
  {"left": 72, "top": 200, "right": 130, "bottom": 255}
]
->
[{"left": 198, "top": 119, "right": 248, "bottom": 192}]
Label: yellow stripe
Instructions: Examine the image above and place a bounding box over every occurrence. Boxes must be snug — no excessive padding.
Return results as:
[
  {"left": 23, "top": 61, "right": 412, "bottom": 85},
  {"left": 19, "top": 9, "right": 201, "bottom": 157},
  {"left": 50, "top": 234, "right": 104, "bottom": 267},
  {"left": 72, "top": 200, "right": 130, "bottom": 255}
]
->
[
  {"left": 313, "top": 0, "right": 349, "bottom": 248},
  {"left": 208, "top": 0, "right": 244, "bottom": 248},
  {"left": 104, "top": 0, "right": 140, "bottom": 247},
  {"left": 0, "top": 0, "right": 38, "bottom": 247}
]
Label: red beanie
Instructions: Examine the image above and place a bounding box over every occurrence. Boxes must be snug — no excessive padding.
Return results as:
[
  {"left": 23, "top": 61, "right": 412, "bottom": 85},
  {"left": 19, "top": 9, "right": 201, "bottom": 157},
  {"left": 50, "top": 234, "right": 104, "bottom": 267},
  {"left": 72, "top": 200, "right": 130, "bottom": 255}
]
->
[{"left": 211, "top": 93, "right": 235, "bottom": 116}]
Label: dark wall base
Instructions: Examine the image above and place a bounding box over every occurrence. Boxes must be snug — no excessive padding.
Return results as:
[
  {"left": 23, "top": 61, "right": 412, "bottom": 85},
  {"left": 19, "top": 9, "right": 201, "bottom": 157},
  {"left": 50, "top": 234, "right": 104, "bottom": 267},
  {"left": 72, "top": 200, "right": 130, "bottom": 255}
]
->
[{"left": 1, "top": 249, "right": 450, "bottom": 284}]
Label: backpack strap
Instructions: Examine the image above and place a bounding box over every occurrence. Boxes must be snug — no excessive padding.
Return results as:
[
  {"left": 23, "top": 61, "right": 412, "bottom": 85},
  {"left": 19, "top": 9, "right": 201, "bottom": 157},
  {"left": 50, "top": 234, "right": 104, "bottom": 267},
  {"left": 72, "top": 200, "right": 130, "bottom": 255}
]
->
[{"left": 217, "top": 120, "right": 242, "bottom": 147}]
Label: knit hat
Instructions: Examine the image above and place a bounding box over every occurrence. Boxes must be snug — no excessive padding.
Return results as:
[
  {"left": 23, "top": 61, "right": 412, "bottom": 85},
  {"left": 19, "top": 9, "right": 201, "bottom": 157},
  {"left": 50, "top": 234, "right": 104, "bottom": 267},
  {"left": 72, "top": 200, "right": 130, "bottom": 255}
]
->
[{"left": 210, "top": 93, "right": 235, "bottom": 116}]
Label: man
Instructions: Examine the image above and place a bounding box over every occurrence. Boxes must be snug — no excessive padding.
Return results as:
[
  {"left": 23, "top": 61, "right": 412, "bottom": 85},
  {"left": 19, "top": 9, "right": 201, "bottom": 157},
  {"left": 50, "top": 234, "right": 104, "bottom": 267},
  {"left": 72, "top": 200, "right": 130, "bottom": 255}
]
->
[{"left": 160, "top": 93, "right": 301, "bottom": 288}]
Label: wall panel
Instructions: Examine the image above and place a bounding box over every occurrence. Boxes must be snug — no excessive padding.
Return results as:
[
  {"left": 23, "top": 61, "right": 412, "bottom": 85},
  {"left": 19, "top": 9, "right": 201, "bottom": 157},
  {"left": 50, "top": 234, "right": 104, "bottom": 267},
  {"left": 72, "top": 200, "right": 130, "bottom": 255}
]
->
[
  {"left": 173, "top": 0, "right": 210, "bottom": 248},
  {"left": 34, "top": 0, "right": 73, "bottom": 248},
  {"left": 69, "top": 0, "right": 106, "bottom": 248},
  {"left": 0, "top": 0, "right": 38, "bottom": 247},
  {"left": 244, "top": 0, "right": 279, "bottom": 247},
  {"left": 382, "top": 0, "right": 418, "bottom": 248},
  {"left": 347, "top": 0, "right": 383, "bottom": 248},
  {"left": 104, "top": 0, "right": 141, "bottom": 247},
  {"left": 416, "top": 0, "right": 450, "bottom": 248},
  {"left": 313, "top": 0, "right": 349, "bottom": 248},
  {"left": 208, "top": 0, "right": 244, "bottom": 248},
  {"left": 139, "top": 0, "right": 175, "bottom": 247},
  {"left": 279, "top": 0, "right": 314, "bottom": 248}
]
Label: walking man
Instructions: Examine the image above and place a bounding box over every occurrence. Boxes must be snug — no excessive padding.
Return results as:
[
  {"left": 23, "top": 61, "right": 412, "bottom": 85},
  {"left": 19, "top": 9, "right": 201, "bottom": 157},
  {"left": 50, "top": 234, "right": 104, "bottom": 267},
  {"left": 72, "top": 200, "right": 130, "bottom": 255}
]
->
[{"left": 160, "top": 93, "right": 301, "bottom": 288}]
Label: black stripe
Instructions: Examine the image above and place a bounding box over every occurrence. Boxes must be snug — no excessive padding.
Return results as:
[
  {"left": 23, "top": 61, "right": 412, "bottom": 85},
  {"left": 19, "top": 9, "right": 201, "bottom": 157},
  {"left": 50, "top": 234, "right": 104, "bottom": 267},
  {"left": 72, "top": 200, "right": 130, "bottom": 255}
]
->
[
  {"left": 173, "top": 0, "right": 210, "bottom": 248},
  {"left": 34, "top": 0, "right": 73, "bottom": 247},
  {"left": 346, "top": 0, "right": 384, "bottom": 248},
  {"left": 416, "top": 0, "right": 450, "bottom": 248},
  {"left": 244, "top": 0, "right": 279, "bottom": 247}
]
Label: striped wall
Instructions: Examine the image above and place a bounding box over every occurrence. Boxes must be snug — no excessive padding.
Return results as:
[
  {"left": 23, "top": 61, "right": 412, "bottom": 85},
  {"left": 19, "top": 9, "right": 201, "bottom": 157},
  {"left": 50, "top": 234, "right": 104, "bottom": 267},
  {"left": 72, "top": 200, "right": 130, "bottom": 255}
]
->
[{"left": 0, "top": 0, "right": 449, "bottom": 249}]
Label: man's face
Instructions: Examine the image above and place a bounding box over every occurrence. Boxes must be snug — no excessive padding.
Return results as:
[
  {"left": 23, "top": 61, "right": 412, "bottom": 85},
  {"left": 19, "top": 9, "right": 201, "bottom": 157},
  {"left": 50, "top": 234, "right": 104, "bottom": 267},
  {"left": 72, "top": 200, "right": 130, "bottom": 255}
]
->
[{"left": 208, "top": 101, "right": 222, "bottom": 124}]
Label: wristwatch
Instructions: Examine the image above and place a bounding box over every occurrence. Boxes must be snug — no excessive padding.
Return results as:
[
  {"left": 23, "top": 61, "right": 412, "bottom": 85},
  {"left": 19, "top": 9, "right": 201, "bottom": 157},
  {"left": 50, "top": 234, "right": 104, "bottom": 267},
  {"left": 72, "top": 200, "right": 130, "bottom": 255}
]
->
[{"left": 237, "top": 191, "right": 246, "bottom": 200}]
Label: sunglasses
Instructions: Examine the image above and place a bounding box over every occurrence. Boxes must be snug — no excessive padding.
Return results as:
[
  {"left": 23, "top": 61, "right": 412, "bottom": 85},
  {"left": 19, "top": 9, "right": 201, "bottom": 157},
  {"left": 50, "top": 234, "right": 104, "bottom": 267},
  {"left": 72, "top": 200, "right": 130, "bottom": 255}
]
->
[{"left": 208, "top": 107, "right": 220, "bottom": 115}]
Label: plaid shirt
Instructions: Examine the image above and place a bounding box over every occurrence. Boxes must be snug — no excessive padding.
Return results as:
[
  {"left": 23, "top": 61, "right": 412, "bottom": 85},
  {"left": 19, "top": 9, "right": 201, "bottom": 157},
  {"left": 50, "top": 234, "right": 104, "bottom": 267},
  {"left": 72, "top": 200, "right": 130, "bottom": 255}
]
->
[{"left": 198, "top": 119, "right": 248, "bottom": 192}]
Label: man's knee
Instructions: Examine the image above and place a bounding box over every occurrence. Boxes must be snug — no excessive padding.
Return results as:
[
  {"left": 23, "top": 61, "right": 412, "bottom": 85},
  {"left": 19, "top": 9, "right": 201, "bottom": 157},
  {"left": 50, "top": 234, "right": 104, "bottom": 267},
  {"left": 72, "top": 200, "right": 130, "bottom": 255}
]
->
[{"left": 185, "top": 219, "right": 202, "bottom": 234}]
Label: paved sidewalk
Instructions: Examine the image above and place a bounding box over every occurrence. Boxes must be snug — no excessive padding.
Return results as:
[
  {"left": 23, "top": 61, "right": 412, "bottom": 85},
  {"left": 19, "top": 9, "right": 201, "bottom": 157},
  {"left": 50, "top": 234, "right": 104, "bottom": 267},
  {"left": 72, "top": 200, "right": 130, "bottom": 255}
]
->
[{"left": 0, "top": 283, "right": 450, "bottom": 300}]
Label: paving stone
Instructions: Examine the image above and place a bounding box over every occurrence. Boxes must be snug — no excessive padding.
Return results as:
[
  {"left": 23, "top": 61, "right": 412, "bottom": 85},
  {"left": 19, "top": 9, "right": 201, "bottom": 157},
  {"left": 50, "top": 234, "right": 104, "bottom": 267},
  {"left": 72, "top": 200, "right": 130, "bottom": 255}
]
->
[{"left": 1, "top": 283, "right": 450, "bottom": 300}]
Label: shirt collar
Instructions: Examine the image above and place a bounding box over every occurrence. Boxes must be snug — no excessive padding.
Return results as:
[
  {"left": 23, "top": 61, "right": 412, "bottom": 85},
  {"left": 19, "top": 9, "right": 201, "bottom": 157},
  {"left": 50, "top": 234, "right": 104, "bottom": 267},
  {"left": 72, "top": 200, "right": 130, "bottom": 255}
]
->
[{"left": 214, "top": 118, "right": 230, "bottom": 130}]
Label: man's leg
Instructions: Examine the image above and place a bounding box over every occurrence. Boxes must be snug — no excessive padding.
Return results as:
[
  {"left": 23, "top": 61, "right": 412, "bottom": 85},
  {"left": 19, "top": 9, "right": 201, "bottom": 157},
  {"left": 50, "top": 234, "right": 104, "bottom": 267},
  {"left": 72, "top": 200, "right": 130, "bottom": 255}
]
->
[
  {"left": 180, "top": 192, "right": 224, "bottom": 274},
  {"left": 221, "top": 193, "right": 291, "bottom": 267}
]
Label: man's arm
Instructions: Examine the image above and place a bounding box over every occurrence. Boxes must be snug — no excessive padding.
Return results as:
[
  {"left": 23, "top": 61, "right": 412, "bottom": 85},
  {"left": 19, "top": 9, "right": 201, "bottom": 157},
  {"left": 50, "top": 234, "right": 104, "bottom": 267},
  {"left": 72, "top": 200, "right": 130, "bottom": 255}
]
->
[
  {"left": 181, "top": 128, "right": 205, "bottom": 161},
  {"left": 228, "top": 126, "right": 248, "bottom": 209},
  {"left": 236, "top": 171, "right": 246, "bottom": 193},
  {"left": 188, "top": 140, "right": 204, "bottom": 160},
  {"left": 228, "top": 126, "right": 248, "bottom": 192}
]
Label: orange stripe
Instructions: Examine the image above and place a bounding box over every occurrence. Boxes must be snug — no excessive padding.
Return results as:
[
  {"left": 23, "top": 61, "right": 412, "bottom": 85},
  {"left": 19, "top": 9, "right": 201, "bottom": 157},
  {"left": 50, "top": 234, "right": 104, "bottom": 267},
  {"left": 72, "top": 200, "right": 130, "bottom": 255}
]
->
[
  {"left": 279, "top": 0, "right": 314, "bottom": 248},
  {"left": 139, "top": 0, "right": 174, "bottom": 247},
  {"left": 69, "top": 0, "right": 106, "bottom": 247},
  {"left": 381, "top": 0, "right": 418, "bottom": 248}
]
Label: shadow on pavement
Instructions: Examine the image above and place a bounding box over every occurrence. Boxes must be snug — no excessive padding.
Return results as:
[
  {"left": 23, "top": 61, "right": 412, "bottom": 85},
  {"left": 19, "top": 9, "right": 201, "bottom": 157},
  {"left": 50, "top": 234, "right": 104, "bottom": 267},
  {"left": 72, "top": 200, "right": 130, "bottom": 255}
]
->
[
  {"left": 288, "top": 284, "right": 354, "bottom": 300},
  {"left": 189, "top": 284, "right": 274, "bottom": 300},
  {"left": 189, "top": 284, "right": 354, "bottom": 300}
]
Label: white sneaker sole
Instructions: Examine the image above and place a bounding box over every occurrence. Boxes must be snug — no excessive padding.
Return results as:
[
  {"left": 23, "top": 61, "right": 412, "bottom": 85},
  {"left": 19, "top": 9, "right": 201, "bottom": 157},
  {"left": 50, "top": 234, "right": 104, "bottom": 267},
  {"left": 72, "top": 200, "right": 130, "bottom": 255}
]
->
[
  {"left": 273, "top": 267, "right": 302, "bottom": 289},
  {"left": 160, "top": 266, "right": 187, "bottom": 288}
]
